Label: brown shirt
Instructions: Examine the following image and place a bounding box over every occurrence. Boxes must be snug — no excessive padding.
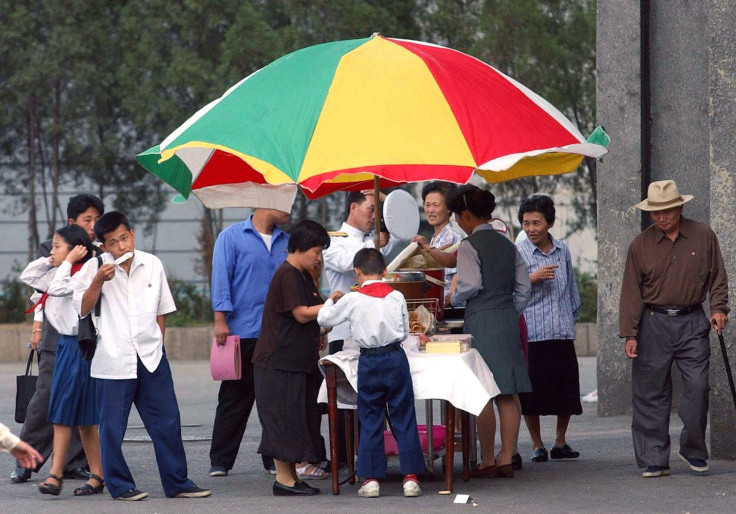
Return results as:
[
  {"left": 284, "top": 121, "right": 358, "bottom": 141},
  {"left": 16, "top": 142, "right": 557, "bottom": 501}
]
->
[{"left": 619, "top": 217, "right": 729, "bottom": 338}]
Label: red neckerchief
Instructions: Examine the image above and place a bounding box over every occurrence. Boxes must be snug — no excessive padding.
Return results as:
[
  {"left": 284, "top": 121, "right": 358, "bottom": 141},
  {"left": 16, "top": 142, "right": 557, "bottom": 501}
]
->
[
  {"left": 357, "top": 282, "right": 395, "bottom": 298},
  {"left": 25, "top": 262, "right": 84, "bottom": 314}
]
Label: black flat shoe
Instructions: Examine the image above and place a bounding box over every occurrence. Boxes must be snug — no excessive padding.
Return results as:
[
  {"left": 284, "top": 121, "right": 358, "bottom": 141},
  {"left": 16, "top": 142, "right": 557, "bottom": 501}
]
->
[
  {"left": 73, "top": 473, "right": 105, "bottom": 496},
  {"left": 550, "top": 444, "right": 580, "bottom": 460},
  {"left": 11, "top": 467, "right": 32, "bottom": 484},
  {"left": 296, "top": 480, "right": 321, "bottom": 494},
  {"left": 39, "top": 473, "right": 62, "bottom": 496},
  {"left": 64, "top": 467, "right": 91, "bottom": 480},
  {"left": 273, "top": 480, "right": 318, "bottom": 496},
  {"left": 511, "top": 452, "right": 523, "bottom": 470},
  {"left": 531, "top": 447, "right": 549, "bottom": 462}
]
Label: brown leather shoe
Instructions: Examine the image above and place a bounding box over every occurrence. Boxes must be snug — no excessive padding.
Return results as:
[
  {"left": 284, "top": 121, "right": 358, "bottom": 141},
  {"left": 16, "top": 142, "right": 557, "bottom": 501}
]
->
[
  {"left": 496, "top": 464, "right": 514, "bottom": 478},
  {"left": 469, "top": 465, "right": 498, "bottom": 478}
]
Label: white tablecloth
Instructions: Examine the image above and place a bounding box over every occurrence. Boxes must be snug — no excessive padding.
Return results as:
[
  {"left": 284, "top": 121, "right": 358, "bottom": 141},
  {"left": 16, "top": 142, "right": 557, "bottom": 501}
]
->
[{"left": 318, "top": 338, "right": 500, "bottom": 416}]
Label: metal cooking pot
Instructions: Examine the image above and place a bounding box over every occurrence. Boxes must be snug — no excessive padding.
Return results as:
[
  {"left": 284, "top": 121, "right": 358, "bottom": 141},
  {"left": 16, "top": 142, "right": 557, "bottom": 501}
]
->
[
  {"left": 383, "top": 271, "right": 428, "bottom": 300},
  {"left": 384, "top": 271, "right": 426, "bottom": 282}
]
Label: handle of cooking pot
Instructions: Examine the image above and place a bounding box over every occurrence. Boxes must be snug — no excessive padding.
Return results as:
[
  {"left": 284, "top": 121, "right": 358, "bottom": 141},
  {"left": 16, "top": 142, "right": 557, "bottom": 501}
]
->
[{"left": 424, "top": 274, "right": 448, "bottom": 287}]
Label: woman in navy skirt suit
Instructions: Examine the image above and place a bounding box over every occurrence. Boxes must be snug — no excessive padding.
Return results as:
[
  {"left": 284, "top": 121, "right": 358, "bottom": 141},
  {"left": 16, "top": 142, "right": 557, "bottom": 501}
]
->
[{"left": 20, "top": 225, "right": 103, "bottom": 496}]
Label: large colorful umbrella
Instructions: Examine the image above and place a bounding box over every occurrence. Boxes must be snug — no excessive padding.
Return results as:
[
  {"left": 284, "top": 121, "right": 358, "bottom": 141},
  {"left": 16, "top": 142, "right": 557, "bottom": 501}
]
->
[{"left": 138, "top": 34, "right": 608, "bottom": 212}]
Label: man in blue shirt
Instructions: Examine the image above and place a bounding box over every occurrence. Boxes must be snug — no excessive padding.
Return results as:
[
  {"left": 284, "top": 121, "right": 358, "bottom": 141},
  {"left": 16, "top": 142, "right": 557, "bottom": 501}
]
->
[{"left": 208, "top": 209, "right": 290, "bottom": 477}]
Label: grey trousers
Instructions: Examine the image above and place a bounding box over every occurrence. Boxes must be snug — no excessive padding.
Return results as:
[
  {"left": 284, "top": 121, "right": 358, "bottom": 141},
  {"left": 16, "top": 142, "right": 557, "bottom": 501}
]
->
[
  {"left": 631, "top": 308, "right": 711, "bottom": 468},
  {"left": 17, "top": 348, "right": 87, "bottom": 472}
]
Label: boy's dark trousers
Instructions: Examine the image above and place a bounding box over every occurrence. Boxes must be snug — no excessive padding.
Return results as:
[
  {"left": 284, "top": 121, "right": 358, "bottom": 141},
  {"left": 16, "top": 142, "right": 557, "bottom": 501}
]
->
[
  {"left": 98, "top": 354, "right": 194, "bottom": 498},
  {"left": 356, "top": 347, "right": 425, "bottom": 479}
]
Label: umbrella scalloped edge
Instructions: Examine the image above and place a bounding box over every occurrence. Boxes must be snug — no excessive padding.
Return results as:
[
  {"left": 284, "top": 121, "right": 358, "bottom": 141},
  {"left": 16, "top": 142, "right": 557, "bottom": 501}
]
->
[{"left": 191, "top": 182, "right": 298, "bottom": 212}]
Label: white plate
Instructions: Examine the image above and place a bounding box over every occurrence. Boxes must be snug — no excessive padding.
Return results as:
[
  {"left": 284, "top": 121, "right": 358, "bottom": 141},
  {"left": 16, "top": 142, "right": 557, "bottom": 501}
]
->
[{"left": 383, "top": 189, "right": 419, "bottom": 241}]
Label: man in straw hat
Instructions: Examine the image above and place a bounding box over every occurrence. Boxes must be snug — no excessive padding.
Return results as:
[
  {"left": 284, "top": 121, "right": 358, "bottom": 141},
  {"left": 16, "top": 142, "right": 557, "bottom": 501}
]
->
[{"left": 619, "top": 180, "right": 729, "bottom": 478}]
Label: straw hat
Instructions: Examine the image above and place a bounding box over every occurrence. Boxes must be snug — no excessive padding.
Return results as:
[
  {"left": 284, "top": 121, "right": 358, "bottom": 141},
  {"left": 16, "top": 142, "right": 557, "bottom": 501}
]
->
[{"left": 634, "top": 180, "right": 693, "bottom": 211}]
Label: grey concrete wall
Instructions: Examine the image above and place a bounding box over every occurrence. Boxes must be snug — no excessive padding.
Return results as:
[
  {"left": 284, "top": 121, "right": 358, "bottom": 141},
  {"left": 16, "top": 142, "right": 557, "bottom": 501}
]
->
[
  {"left": 595, "top": 0, "right": 642, "bottom": 416},
  {"left": 707, "top": 0, "right": 736, "bottom": 459},
  {"left": 0, "top": 323, "right": 600, "bottom": 362},
  {"left": 0, "top": 324, "right": 212, "bottom": 362},
  {"left": 649, "top": 1, "right": 710, "bottom": 222}
]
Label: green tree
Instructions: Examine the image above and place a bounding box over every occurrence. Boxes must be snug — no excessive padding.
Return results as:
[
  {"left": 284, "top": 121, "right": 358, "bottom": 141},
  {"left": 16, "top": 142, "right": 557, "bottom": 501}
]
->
[
  {"left": 474, "top": 0, "right": 597, "bottom": 234},
  {"left": 416, "top": 0, "right": 483, "bottom": 49},
  {"left": 574, "top": 267, "right": 597, "bottom": 322}
]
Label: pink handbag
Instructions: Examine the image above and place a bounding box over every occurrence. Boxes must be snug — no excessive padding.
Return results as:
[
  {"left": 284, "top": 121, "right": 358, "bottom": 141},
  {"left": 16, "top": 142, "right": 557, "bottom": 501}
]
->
[{"left": 210, "top": 335, "right": 242, "bottom": 380}]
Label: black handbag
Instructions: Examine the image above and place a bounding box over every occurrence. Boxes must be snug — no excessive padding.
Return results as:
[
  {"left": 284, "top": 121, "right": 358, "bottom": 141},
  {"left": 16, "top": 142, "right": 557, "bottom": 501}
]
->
[
  {"left": 15, "top": 349, "right": 39, "bottom": 423},
  {"left": 77, "top": 256, "right": 102, "bottom": 361}
]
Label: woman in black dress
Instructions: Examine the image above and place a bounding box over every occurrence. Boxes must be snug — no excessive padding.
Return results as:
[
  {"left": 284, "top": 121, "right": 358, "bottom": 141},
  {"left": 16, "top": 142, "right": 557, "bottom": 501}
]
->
[{"left": 252, "top": 220, "right": 330, "bottom": 496}]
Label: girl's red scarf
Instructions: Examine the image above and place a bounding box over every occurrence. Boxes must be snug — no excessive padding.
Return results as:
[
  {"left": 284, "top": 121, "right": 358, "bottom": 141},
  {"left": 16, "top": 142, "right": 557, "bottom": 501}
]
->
[{"left": 25, "top": 262, "right": 84, "bottom": 314}]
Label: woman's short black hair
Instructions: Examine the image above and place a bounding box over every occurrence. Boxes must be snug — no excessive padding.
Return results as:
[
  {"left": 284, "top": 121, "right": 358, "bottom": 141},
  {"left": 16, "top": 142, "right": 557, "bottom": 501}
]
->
[
  {"left": 518, "top": 194, "right": 556, "bottom": 225},
  {"left": 288, "top": 220, "right": 330, "bottom": 253},
  {"left": 421, "top": 181, "right": 458, "bottom": 202},
  {"left": 94, "top": 211, "right": 131, "bottom": 243},
  {"left": 353, "top": 248, "right": 386, "bottom": 276},
  {"left": 55, "top": 225, "right": 94, "bottom": 264},
  {"left": 447, "top": 184, "right": 496, "bottom": 219}
]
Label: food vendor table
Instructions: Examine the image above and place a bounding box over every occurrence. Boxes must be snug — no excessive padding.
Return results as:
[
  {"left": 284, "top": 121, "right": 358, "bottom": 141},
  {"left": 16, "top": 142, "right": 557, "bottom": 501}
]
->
[{"left": 318, "top": 343, "right": 499, "bottom": 494}]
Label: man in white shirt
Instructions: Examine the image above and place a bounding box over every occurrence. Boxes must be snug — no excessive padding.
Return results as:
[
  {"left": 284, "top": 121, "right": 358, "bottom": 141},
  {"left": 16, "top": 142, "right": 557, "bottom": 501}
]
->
[
  {"left": 73, "top": 211, "right": 210, "bottom": 501},
  {"left": 323, "top": 190, "right": 400, "bottom": 353}
]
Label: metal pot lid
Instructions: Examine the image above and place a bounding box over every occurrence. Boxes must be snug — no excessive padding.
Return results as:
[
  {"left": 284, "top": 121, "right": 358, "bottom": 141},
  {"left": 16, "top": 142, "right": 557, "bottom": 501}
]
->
[{"left": 383, "top": 189, "right": 420, "bottom": 241}]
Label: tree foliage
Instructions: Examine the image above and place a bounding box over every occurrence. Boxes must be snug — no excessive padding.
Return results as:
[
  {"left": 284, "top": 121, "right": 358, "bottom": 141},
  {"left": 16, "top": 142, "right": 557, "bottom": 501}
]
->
[
  {"left": 1, "top": 0, "right": 597, "bottom": 293},
  {"left": 474, "top": 0, "right": 598, "bottom": 233}
]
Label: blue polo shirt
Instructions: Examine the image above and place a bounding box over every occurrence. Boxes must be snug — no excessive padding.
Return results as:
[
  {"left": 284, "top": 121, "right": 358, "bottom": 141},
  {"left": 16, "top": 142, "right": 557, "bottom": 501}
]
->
[{"left": 211, "top": 216, "right": 289, "bottom": 339}]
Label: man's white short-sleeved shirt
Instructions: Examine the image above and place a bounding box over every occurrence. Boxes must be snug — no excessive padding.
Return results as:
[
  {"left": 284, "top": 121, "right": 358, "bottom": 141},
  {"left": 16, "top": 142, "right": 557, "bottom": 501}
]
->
[{"left": 73, "top": 250, "right": 176, "bottom": 379}]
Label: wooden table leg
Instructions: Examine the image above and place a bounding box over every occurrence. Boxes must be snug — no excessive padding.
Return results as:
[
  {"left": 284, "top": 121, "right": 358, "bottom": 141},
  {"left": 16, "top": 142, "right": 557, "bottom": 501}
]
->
[
  {"left": 324, "top": 363, "right": 340, "bottom": 495},
  {"left": 345, "top": 408, "right": 355, "bottom": 484},
  {"left": 443, "top": 402, "right": 455, "bottom": 492},
  {"left": 461, "top": 410, "right": 470, "bottom": 481}
]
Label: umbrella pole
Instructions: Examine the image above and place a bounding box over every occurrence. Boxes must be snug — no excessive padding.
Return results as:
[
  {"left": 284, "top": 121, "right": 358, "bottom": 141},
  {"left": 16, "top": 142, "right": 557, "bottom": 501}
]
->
[
  {"left": 374, "top": 175, "right": 381, "bottom": 249},
  {"left": 713, "top": 321, "right": 736, "bottom": 411}
]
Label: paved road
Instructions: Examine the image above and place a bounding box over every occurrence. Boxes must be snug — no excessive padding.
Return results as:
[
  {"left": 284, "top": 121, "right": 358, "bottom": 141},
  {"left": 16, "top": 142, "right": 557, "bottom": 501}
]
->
[{"left": 1, "top": 357, "right": 734, "bottom": 513}]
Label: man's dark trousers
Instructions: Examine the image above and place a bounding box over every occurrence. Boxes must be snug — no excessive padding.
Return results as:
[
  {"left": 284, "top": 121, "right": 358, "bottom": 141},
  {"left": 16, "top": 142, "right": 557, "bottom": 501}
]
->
[
  {"left": 632, "top": 308, "right": 711, "bottom": 468},
  {"left": 98, "top": 355, "right": 194, "bottom": 498},
  {"left": 210, "top": 338, "right": 272, "bottom": 470}
]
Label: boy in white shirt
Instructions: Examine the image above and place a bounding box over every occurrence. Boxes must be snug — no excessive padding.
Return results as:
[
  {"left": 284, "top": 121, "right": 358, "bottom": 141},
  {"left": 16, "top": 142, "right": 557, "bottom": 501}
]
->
[
  {"left": 73, "top": 211, "right": 210, "bottom": 501},
  {"left": 317, "top": 248, "right": 424, "bottom": 498}
]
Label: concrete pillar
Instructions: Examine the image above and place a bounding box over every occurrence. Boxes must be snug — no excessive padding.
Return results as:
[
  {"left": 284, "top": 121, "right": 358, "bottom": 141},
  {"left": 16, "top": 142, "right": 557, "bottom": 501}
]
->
[
  {"left": 649, "top": 2, "right": 710, "bottom": 218},
  {"left": 706, "top": 0, "right": 736, "bottom": 459},
  {"left": 595, "top": 0, "right": 642, "bottom": 416},
  {"left": 597, "top": 0, "right": 736, "bottom": 457}
]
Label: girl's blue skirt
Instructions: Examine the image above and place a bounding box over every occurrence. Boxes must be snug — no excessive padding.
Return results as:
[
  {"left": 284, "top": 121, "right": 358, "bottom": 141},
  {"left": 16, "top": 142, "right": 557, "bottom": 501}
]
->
[{"left": 48, "top": 334, "right": 100, "bottom": 426}]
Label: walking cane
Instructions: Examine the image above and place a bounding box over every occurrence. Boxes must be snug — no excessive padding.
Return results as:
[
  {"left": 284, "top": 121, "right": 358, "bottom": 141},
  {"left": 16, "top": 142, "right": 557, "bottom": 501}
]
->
[{"left": 712, "top": 320, "right": 736, "bottom": 411}]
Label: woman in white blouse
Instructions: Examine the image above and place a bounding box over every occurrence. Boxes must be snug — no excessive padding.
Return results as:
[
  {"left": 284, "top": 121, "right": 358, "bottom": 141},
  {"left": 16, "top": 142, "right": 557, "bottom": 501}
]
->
[{"left": 411, "top": 181, "right": 463, "bottom": 304}]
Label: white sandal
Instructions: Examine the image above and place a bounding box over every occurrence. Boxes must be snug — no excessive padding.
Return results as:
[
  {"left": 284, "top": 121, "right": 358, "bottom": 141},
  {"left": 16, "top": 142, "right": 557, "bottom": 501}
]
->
[{"left": 296, "top": 464, "right": 328, "bottom": 480}]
